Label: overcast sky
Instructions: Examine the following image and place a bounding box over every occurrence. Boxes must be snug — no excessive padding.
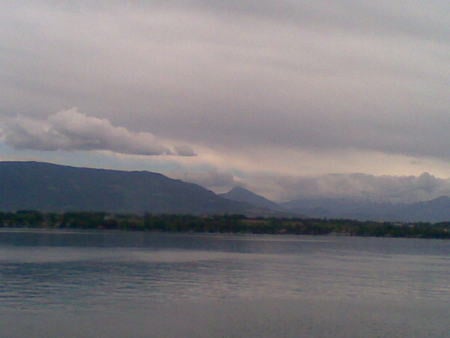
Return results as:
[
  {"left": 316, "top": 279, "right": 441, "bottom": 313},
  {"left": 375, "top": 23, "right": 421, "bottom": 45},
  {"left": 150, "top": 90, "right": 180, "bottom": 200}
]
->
[{"left": 1, "top": 1, "right": 449, "bottom": 201}]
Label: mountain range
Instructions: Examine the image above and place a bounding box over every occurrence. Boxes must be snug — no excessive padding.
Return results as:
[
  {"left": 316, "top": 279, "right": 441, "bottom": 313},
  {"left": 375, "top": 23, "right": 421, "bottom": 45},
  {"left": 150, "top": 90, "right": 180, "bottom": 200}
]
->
[
  {"left": 0, "top": 161, "right": 449, "bottom": 222},
  {"left": 0, "top": 161, "right": 246, "bottom": 214}
]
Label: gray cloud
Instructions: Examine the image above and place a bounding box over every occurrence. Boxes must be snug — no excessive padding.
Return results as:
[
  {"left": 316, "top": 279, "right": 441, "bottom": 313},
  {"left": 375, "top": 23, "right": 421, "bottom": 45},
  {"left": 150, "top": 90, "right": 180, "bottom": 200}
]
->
[{"left": 1, "top": 108, "right": 195, "bottom": 156}]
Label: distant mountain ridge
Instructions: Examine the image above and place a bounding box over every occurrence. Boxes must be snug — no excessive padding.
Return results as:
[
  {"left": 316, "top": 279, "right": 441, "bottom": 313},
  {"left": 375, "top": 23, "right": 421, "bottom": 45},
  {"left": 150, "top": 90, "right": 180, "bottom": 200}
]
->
[
  {"left": 0, "top": 161, "right": 247, "bottom": 214},
  {"left": 395, "top": 196, "right": 450, "bottom": 222},
  {"left": 282, "top": 196, "right": 450, "bottom": 223}
]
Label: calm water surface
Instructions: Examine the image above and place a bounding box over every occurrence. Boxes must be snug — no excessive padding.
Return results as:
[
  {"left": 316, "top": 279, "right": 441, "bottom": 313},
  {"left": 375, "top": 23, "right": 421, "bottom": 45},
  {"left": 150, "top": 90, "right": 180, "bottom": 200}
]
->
[{"left": 0, "top": 229, "right": 449, "bottom": 337}]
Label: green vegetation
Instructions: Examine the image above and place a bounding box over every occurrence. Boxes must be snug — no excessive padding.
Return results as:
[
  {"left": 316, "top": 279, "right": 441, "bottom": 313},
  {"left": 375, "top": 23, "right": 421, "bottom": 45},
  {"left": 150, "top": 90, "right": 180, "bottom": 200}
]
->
[{"left": 1, "top": 211, "right": 449, "bottom": 239}]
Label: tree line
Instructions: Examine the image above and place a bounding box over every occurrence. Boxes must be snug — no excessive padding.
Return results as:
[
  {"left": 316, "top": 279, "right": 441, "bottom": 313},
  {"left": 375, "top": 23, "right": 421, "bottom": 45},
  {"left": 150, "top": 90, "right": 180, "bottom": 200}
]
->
[{"left": 0, "top": 211, "right": 448, "bottom": 239}]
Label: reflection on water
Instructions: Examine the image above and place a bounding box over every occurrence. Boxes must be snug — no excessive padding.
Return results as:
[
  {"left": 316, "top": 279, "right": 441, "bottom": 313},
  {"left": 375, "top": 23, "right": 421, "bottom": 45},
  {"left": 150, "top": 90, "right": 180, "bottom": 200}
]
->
[{"left": 0, "top": 230, "right": 449, "bottom": 337}]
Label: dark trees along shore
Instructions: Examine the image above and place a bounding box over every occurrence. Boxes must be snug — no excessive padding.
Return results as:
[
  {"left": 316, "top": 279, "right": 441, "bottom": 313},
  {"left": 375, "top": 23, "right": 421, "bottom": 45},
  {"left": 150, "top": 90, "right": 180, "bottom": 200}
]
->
[{"left": 0, "top": 211, "right": 448, "bottom": 239}]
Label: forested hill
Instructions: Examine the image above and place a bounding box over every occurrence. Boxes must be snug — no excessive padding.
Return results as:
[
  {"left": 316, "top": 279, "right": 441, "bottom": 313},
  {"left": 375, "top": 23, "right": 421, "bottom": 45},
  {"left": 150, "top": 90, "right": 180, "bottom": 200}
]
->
[{"left": 0, "top": 161, "right": 248, "bottom": 214}]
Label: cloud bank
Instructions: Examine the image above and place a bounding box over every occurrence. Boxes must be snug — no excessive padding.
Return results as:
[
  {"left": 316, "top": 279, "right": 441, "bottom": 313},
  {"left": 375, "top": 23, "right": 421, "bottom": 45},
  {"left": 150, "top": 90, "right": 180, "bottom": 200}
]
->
[
  {"left": 1, "top": 108, "right": 195, "bottom": 157},
  {"left": 245, "top": 172, "right": 450, "bottom": 203},
  {"left": 167, "top": 167, "right": 450, "bottom": 203}
]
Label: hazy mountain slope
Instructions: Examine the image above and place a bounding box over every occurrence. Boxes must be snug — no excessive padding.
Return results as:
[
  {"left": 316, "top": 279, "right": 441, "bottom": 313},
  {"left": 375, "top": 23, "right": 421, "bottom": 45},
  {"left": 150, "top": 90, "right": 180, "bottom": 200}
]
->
[
  {"left": 282, "top": 196, "right": 450, "bottom": 222},
  {"left": 220, "top": 186, "right": 284, "bottom": 211},
  {"left": 0, "top": 161, "right": 247, "bottom": 214},
  {"left": 393, "top": 196, "right": 450, "bottom": 222}
]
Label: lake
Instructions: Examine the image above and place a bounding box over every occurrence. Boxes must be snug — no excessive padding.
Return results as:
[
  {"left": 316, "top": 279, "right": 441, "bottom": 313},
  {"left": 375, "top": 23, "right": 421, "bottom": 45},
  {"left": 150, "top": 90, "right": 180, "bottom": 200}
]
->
[{"left": 0, "top": 229, "right": 449, "bottom": 337}]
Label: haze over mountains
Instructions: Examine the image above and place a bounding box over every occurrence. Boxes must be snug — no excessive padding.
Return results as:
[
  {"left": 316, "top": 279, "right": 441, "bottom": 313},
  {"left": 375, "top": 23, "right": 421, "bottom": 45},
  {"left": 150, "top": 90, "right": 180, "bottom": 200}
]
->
[
  {"left": 218, "top": 184, "right": 450, "bottom": 222},
  {"left": 281, "top": 197, "right": 450, "bottom": 223},
  {"left": 0, "top": 161, "right": 449, "bottom": 222}
]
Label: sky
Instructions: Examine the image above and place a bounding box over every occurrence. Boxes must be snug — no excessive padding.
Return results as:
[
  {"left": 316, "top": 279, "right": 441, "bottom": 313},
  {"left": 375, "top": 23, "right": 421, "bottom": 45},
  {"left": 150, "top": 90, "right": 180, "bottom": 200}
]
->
[{"left": 1, "top": 1, "right": 449, "bottom": 202}]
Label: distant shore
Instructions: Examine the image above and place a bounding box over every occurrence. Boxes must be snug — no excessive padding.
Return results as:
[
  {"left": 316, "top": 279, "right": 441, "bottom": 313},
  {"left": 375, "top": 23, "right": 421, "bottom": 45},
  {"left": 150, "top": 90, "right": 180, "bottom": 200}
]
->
[{"left": 1, "top": 211, "right": 449, "bottom": 239}]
